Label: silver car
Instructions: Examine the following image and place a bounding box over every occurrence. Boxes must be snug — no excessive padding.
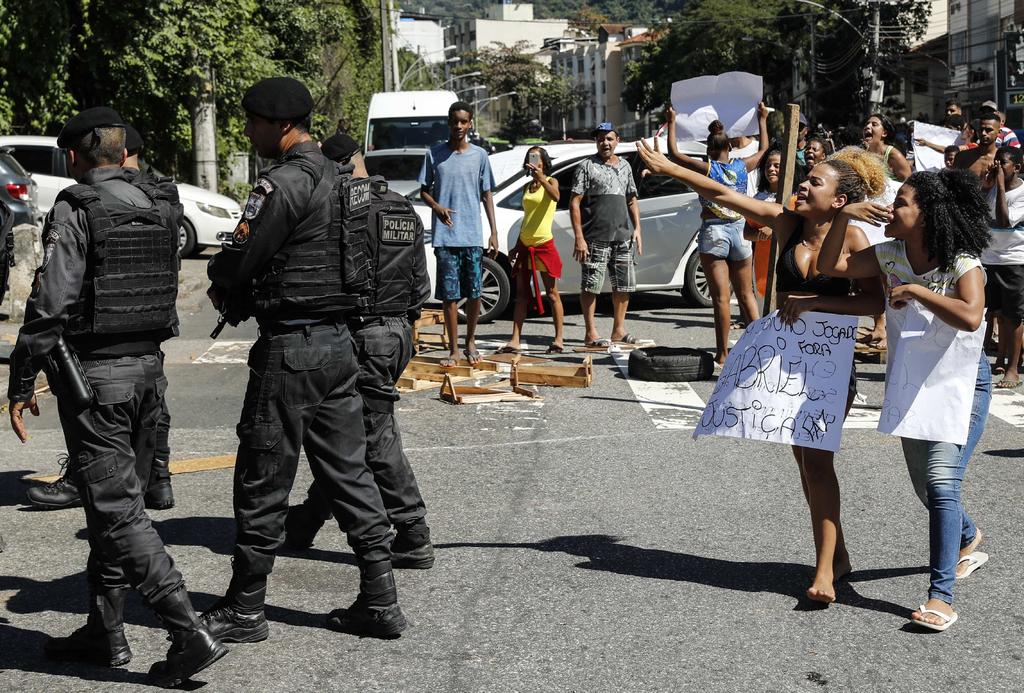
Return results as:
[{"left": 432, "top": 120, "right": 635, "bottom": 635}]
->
[{"left": 414, "top": 139, "right": 711, "bottom": 322}]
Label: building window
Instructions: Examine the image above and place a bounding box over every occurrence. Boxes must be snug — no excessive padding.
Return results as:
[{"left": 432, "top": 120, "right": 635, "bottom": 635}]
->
[{"left": 950, "top": 31, "right": 966, "bottom": 66}]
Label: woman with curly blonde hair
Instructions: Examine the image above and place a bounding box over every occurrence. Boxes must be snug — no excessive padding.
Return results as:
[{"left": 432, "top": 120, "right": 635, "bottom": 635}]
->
[{"left": 637, "top": 140, "right": 886, "bottom": 604}]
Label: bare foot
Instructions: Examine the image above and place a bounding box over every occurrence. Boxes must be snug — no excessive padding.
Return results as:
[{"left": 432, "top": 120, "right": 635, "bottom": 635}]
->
[
  {"left": 806, "top": 571, "right": 837, "bottom": 604},
  {"left": 441, "top": 353, "right": 459, "bottom": 369},
  {"left": 912, "top": 598, "right": 955, "bottom": 627},
  {"left": 957, "top": 530, "right": 983, "bottom": 577}
]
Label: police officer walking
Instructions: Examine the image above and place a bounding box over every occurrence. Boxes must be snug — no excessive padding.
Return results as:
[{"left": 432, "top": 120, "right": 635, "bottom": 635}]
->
[
  {"left": 203, "top": 77, "right": 408, "bottom": 641},
  {"left": 285, "top": 132, "right": 435, "bottom": 569},
  {"left": 6, "top": 107, "right": 227, "bottom": 687}
]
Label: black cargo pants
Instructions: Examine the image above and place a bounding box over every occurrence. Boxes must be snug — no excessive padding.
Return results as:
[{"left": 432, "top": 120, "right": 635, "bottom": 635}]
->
[
  {"left": 55, "top": 353, "right": 184, "bottom": 602},
  {"left": 301, "top": 316, "right": 427, "bottom": 529},
  {"left": 233, "top": 322, "right": 392, "bottom": 575}
]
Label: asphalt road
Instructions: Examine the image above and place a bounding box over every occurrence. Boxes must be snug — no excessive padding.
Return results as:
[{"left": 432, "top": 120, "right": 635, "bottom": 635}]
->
[{"left": 1, "top": 253, "right": 1022, "bottom": 692}]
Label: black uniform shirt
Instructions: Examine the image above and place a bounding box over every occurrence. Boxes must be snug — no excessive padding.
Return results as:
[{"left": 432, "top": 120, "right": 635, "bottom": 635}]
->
[
  {"left": 7, "top": 167, "right": 156, "bottom": 401},
  {"left": 208, "top": 140, "right": 329, "bottom": 320}
]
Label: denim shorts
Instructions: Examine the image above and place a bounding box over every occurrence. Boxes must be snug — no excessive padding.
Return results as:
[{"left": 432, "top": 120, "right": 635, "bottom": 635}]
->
[
  {"left": 698, "top": 217, "right": 752, "bottom": 261},
  {"left": 580, "top": 239, "right": 636, "bottom": 293},
  {"left": 434, "top": 246, "right": 482, "bottom": 301}
]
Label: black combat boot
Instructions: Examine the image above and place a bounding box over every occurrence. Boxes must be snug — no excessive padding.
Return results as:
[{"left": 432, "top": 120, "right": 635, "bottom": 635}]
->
[
  {"left": 26, "top": 454, "right": 82, "bottom": 510},
  {"left": 326, "top": 563, "right": 408, "bottom": 639},
  {"left": 45, "top": 586, "right": 133, "bottom": 667},
  {"left": 199, "top": 574, "right": 270, "bottom": 643},
  {"left": 147, "top": 587, "right": 228, "bottom": 688},
  {"left": 145, "top": 456, "right": 175, "bottom": 510},
  {"left": 390, "top": 522, "right": 434, "bottom": 570},
  {"left": 284, "top": 503, "right": 325, "bottom": 551}
]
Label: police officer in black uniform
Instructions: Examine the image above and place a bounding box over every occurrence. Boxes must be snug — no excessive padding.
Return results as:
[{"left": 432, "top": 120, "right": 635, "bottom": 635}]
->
[
  {"left": 203, "top": 77, "right": 408, "bottom": 641},
  {"left": 25, "top": 123, "right": 180, "bottom": 513},
  {"left": 285, "top": 132, "right": 435, "bottom": 569},
  {"left": 6, "top": 107, "right": 226, "bottom": 687}
]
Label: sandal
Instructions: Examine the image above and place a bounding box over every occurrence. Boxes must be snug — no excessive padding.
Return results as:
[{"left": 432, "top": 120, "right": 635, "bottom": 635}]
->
[
  {"left": 463, "top": 349, "right": 482, "bottom": 366},
  {"left": 496, "top": 345, "right": 521, "bottom": 355},
  {"left": 585, "top": 338, "right": 611, "bottom": 348},
  {"left": 955, "top": 551, "right": 989, "bottom": 579},
  {"left": 440, "top": 356, "right": 458, "bottom": 369},
  {"left": 545, "top": 344, "right": 565, "bottom": 354},
  {"left": 996, "top": 378, "right": 1020, "bottom": 389},
  {"left": 613, "top": 333, "right": 639, "bottom": 345},
  {"left": 910, "top": 605, "right": 958, "bottom": 632}
]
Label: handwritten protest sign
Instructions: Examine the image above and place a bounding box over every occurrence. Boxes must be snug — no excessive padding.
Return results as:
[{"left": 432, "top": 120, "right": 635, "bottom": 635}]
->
[
  {"left": 694, "top": 311, "right": 858, "bottom": 452},
  {"left": 671, "top": 72, "right": 763, "bottom": 141}
]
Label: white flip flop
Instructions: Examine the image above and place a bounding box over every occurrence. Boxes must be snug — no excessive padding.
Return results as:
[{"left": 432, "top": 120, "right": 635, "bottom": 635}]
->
[
  {"left": 956, "top": 551, "right": 989, "bottom": 579},
  {"left": 911, "top": 606, "right": 958, "bottom": 632}
]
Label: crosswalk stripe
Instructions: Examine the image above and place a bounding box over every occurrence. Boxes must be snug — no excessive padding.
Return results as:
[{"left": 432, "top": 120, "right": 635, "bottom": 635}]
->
[
  {"left": 610, "top": 352, "right": 706, "bottom": 430},
  {"left": 988, "top": 388, "right": 1024, "bottom": 427}
]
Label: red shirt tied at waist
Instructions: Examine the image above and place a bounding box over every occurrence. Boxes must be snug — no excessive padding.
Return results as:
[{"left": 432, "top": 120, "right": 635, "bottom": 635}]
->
[{"left": 512, "top": 239, "right": 562, "bottom": 314}]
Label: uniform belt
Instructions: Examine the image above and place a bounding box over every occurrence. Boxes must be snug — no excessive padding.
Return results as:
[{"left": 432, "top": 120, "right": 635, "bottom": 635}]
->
[
  {"left": 258, "top": 318, "right": 342, "bottom": 337},
  {"left": 78, "top": 351, "right": 161, "bottom": 368}
]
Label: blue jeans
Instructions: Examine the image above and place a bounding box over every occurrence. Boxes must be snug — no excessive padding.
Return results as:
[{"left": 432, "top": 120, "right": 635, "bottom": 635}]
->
[{"left": 900, "top": 356, "right": 991, "bottom": 604}]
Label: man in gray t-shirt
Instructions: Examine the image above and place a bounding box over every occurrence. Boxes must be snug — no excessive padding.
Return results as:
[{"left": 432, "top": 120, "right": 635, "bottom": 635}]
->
[{"left": 570, "top": 122, "right": 642, "bottom": 347}]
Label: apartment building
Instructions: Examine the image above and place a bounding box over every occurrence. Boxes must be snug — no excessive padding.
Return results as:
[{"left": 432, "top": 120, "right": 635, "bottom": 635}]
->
[{"left": 446, "top": 3, "right": 569, "bottom": 55}]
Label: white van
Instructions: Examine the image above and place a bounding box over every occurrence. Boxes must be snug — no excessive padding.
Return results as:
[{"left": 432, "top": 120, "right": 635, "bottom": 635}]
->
[{"left": 364, "top": 90, "right": 458, "bottom": 152}]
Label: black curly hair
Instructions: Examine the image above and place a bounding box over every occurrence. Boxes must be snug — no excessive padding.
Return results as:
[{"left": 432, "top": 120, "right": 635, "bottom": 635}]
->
[
  {"left": 904, "top": 168, "right": 991, "bottom": 271},
  {"left": 757, "top": 148, "right": 782, "bottom": 193}
]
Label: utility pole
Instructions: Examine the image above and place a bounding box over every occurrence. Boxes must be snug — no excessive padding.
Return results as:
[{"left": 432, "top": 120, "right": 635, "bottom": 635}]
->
[
  {"left": 807, "top": 17, "right": 816, "bottom": 120},
  {"left": 868, "top": 0, "right": 881, "bottom": 111},
  {"left": 191, "top": 56, "right": 217, "bottom": 192},
  {"left": 380, "top": 0, "right": 394, "bottom": 91}
]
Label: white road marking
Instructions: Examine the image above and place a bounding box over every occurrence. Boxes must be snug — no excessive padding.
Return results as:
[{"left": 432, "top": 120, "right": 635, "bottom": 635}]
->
[
  {"left": 989, "top": 388, "right": 1024, "bottom": 427},
  {"left": 194, "top": 340, "right": 253, "bottom": 364},
  {"left": 610, "top": 352, "right": 706, "bottom": 430}
]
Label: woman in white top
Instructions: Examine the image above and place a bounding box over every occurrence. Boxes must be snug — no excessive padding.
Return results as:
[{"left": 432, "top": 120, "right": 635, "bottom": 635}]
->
[{"left": 818, "top": 168, "right": 993, "bottom": 632}]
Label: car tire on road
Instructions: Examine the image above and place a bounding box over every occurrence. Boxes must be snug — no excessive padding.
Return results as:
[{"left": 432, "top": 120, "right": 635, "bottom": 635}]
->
[
  {"left": 628, "top": 346, "right": 714, "bottom": 382},
  {"left": 460, "top": 255, "right": 510, "bottom": 324},
  {"left": 178, "top": 218, "right": 198, "bottom": 258},
  {"left": 680, "top": 251, "right": 711, "bottom": 308}
]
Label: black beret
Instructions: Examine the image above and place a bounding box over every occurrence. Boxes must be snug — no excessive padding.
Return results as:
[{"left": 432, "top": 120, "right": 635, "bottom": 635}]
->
[
  {"left": 57, "top": 107, "right": 125, "bottom": 148},
  {"left": 124, "top": 124, "right": 144, "bottom": 155},
  {"left": 242, "top": 77, "right": 313, "bottom": 121},
  {"left": 321, "top": 133, "right": 360, "bottom": 163}
]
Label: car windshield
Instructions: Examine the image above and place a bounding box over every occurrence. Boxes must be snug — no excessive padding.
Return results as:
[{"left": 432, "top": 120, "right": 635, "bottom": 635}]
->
[
  {"left": 367, "top": 117, "right": 448, "bottom": 150},
  {"left": 0, "top": 150, "right": 28, "bottom": 177},
  {"left": 365, "top": 154, "right": 424, "bottom": 181}
]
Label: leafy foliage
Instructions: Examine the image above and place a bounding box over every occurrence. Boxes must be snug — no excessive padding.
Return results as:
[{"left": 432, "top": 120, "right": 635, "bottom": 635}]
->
[{"left": 0, "top": 1, "right": 382, "bottom": 187}]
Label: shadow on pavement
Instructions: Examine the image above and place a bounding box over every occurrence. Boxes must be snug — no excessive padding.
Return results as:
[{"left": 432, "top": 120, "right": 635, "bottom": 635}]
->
[
  {"left": 982, "top": 448, "right": 1024, "bottom": 458},
  {"left": 436, "top": 534, "right": 922, "bottom": 619},
  {"left": 0, "top": 470, "right": 39, "bottom": 508}
]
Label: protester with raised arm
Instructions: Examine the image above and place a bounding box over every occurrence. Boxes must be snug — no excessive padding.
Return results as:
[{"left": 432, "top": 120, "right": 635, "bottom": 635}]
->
[{"left": 637, "top": 136, "right": 885, "bottom": 605}]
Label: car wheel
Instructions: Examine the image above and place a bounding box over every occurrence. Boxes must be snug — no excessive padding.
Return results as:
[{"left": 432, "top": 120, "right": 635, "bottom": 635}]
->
[
  {"left": 458, "top": 255, "right": 510, "bottom": 324},
  {"left": 628, "top": 346, "right": 715, "bottom": 382},
  {"left": 178, "top": 218, "right": 198, "bottom": 258},
  {"left": 680, "top": 250, "right": 711, "bottom": 308}
]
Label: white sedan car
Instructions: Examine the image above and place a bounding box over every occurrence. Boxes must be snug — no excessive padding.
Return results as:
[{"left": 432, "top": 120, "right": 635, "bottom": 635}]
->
[
  {"left": 411, "top": 139, "right": 711, "bottom": 322},
  {"left": 0, "top": 135, "right": 241, "bottom": 256}
]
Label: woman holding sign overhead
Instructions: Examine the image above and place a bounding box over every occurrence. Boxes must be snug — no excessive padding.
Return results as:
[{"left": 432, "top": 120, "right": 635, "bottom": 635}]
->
[
  {"left": 636, "top": 137, "right": 886, "bottom": 605},
  {"left": 816, "top": 168, "right": 992, "bottom": 632},
  {"left": 664, "top": 103, "right": 769, "bottom": 367}
]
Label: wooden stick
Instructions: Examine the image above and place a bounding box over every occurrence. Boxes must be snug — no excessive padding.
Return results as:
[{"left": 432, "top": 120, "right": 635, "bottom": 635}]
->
[{"left": 762, "top": 103, "right": 801, "bottom": 316}]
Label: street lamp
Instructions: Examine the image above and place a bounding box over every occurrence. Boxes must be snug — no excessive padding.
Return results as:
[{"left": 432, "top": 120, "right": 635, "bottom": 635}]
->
[
  {"left": 473, "top": 91, "right": 517, "bottom": 112},
  {"left": 398, "top": 45, "right": 457, "bottom": 90},
  {"left": 443, "top": 71, "right": 481, "bottom": 89},
  {"left": 456, "top": 84, "right": 486, "bottom": 95}
]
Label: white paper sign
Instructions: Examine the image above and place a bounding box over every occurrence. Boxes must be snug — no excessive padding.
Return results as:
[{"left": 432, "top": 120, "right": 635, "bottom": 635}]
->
[
  {"left": 879, "top": 300, "right": 983, "bottom": 444},
  {"left": 671, "top": 72, "right": 763, "bottom": 141},
  {"left": 912, "top": 122, "right": 959, "bottom": 172},
  {"left": 694, "top": 311, "right": 858, "bottom": 452}
]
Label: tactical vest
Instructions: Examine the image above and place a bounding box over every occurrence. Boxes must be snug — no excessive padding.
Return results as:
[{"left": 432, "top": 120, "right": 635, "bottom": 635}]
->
[
  {"left": 362, "top": 186, "right": 423, "bottom": 316},
  {"left": 252, "top": 156, "right": 374, "bottom": 318},
  {"left": 59, "top": 181, "right": 179, "bottom": 337}
]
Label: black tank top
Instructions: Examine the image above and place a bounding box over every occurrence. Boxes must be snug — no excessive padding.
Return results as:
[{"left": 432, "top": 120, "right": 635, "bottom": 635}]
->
[{"left": 775, "top": 223, "right": 852, "bottom": 296}]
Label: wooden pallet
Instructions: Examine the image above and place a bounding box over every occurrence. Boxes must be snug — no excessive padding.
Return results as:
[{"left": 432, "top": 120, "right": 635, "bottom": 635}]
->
[
  {"left": 412, "top": 309, "right": 447, "bottom": 351},
  {"left": 482, "top": 352, "right": 551, "bottom": 366},
  {"left": 572, "top": 340, "right": 655, "bottom": 353},
  {"left": 511, "top": 355, "right": 593, "bottom": 387},
  {"left": 397, "top": 355, "right": 499, "bottom": 392},
  {"left": 439, "top": 374, "right": 542, "bottom": 404}
]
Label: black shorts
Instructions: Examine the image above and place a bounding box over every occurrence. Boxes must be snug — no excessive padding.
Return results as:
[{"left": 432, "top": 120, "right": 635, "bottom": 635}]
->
[{"left": 984, "top": 264, "right": 1024, "bottom": 322}]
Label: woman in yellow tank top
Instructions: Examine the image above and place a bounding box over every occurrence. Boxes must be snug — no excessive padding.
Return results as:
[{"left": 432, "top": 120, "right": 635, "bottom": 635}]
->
[{"left": 500, "top": 147, "right": 565, "bottom": 354}]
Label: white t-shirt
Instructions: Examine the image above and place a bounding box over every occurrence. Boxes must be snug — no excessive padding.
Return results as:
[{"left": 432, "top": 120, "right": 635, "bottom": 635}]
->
[
  {"left": 982, "top": 182, "right": 1024, "bottom": 265},
  {"left": 875, "top": 239, "right": 984, "bottom": 297},
  {"left": 730, "top": 140, "right": 759, "bottom": 195}
]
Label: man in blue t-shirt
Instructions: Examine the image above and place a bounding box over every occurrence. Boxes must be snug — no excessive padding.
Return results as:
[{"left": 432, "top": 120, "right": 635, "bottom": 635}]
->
[{"left": 418, "top": 101, "right": 498, "bottom": 368}]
